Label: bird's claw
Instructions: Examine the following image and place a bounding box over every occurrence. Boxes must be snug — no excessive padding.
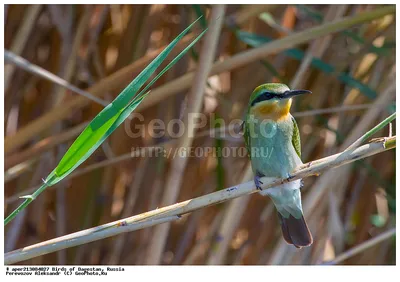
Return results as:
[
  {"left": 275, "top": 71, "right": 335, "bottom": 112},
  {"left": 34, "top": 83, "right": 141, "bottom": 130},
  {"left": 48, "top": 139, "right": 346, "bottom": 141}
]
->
[
  {"left": 254, "top": 175, "right": 263, "bottom": 190},
  {"left": 282, "top": 172, "right": 294, "bottom": 184}
]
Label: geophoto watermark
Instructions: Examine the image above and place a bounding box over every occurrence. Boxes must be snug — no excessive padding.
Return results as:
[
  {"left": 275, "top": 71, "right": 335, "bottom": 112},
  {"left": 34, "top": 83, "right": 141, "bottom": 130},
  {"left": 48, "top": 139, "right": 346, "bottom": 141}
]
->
[
  {"left": 130, "top": 146, "right": 274, "bottom": 159},
  {"left": 126, "top": 113, "right": 279, "bottom": 159},
  {"left": 124, "top": 113, "right": 278, "bottom": 139}
]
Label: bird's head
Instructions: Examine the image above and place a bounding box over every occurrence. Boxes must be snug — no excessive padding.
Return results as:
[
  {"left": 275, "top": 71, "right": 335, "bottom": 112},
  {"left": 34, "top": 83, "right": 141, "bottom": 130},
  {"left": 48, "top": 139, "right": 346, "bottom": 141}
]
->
[{"left": 249, "top": 83, "right": 311, "bottom": 121}]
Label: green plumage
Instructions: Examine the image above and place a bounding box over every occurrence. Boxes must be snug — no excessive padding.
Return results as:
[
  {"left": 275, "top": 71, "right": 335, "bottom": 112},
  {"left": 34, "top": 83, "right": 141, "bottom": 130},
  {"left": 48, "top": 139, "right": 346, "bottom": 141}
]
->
[
  {"left": 243, "top": 83, "right": 313, "bottom": 247},
  {"left": 244, "top": 114, "right": 301, "bottom": 161},
  {"left": 291, "top": 116, "right": 301, "bottom": 158}
]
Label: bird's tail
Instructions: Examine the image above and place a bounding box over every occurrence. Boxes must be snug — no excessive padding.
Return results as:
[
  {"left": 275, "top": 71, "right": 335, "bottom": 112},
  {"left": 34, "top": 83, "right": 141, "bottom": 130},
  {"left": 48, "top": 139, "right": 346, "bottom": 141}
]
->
[
  {"left": 277, "top": 213, "right": 313, "bottom": 248},
  {"left": 263, "top": 180, "right": 313, "bottom": 248}
]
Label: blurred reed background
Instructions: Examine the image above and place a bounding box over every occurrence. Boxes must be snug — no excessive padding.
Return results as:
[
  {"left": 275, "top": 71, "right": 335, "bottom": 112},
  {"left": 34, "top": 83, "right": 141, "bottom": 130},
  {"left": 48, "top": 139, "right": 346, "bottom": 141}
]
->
[{"left": 4, "top": 4, "right": 396, "bottom": 265}]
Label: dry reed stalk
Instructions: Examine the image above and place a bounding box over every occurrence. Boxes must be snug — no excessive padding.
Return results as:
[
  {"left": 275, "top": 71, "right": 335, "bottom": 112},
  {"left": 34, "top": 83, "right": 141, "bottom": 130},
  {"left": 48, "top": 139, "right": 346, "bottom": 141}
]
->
[
  {"left": 4, "top": 6, "right": 394, "bottom": 154},
  {"left": 137, "top": 5, "right": 395, "bottom": 112},
  {"left": 205, "top": 4, "right": 370, "bottom": 265},
  {"left": 272, "top": 6, "right": 347, "bottom": 262},
  {"left": 206, "top": 164, "right": 252, "bottom": 264},
  {"left": 268, "top": 76, "right": 395, "bottom": 264},
  {"left": 4, "top": 4, "right": 42, "bottom": 91},
  {"left": 253, "top": 203, "right": 275, "bottom": 264},
  {"left": 227, "top": 4, "right": 277, "bottom": 26},
  {"left": 290, "top": 5, "right": 348, "bottom": 89},
  {"left": 4, "top": 159, "right": 37, "bottom": 184},
  {"left": 5, "top": 129, "right": 223, "bottom": 204},
  {"left": 183, "top": 211, "right": 224, "bottom": 265},
  {"left": 144, "top": 5, "right": 227, "bottom": 264},
  {"left": 5, "top": 100, "right": 393, "bottom": 207},
  {"left": 4, "top": 51, "right": 108, "bottom": 106},
  {"left": 3, "top": 32, "right": 196, "bottom": 153},
  {"left": 5, "top": 123, "right": 88, "bottom": 170},
  {"left": 5, "top": 101, "right": 390, "bottom": 174},
  {"left": 5, "top": 158, "right": 51, "bottom": 252},
  {"left": 4, "top": 5, "right": 395, "bottom": 266},
  {"left": 4, "top": 137, "right": 395, "bottom": 264},
  {"left": 108, "top": 157, "right": 149, "bottom": 264},
  {"left": 323, "top": 228, "right": 395, "bottom": 264},
  {"left": 172, "top": 209, "right": 204, "bottom": 264},
  {"left": 189, "top": 14, "right": 258, "bottom": 264}
]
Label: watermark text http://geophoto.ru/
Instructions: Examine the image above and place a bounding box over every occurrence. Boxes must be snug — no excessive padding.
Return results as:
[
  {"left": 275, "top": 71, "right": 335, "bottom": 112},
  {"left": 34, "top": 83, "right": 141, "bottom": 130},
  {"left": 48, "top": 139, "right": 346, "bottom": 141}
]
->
[
  {"left": 130, "top": 146, "right": 275, "bottom": 159},
  {"left": 126, "top": 113, "right": 279, "bottom": 159}
]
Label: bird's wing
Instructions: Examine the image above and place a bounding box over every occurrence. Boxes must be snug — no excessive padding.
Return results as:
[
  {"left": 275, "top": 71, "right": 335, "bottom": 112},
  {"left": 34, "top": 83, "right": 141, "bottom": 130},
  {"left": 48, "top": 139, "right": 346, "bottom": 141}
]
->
[
  {"left": 243, "top": 117, "right": 252, "bottom": 160},
  {"left": 291, "top": 116, "right": 301, "bottom": 158}
]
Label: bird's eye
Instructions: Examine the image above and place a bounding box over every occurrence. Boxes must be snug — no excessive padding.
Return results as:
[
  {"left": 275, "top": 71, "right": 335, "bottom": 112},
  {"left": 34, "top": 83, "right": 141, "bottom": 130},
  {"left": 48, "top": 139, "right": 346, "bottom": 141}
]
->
[{"left": 251, "top": 91, "right": 277, "bottom": 106}]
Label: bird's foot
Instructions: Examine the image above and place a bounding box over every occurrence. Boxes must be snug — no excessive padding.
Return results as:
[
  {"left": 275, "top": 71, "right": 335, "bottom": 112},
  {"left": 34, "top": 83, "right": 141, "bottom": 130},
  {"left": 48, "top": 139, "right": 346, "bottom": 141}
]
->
[
  {"left": 254, "top": 175, "right": 264, "bottom": 191},
  {"left": 283, "top": 172, "right": 294, "bottom": 184}
]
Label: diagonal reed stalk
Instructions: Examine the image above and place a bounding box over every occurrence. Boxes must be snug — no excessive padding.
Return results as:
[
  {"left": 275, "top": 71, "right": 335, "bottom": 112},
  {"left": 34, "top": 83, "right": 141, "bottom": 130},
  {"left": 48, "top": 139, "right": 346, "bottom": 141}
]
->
[
  {"left": 268, "top": 78, "right": 396, "bottom": 264},
  {"left": 4, "top": 17, "right": 207, "bottom": 226},
  {"left": 4, "top": 50, "right": 108, "bottom": 106},
  {"left": 4, "top": 5, "right": 395, "bottom": 154},
  {"left": 4, "top": 101, "right": 392, "bottom": 175},
  {"left": 5, "top": 103, "right": 394, "bottom": 206},
  {"left": 321, "top": 228, "right": 396, "bottom": 265},
  {"left": 145, "top": 4, "right": 226, "bottom": 265},
  {"left": 4, "top": 136, "right": 395, "bottom": 264},
  {"left": 345, "top": 112, "right": 396, "bottom": 151},
  {"left": 4, "top": 4, "right": 42, "bottom": 91}
]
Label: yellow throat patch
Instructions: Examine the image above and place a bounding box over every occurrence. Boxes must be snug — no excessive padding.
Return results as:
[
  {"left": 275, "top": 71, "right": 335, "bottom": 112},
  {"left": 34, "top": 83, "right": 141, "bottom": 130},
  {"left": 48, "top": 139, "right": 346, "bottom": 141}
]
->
[{"left": 251, "top": 99, "right": 292, "bottom": 121}]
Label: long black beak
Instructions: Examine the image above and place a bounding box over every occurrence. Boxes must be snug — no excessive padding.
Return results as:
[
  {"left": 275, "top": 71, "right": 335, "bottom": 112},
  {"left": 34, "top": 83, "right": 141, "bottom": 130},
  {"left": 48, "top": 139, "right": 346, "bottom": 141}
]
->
[{"left": 282, "top": 89, "right": 312, "bottom": 98}]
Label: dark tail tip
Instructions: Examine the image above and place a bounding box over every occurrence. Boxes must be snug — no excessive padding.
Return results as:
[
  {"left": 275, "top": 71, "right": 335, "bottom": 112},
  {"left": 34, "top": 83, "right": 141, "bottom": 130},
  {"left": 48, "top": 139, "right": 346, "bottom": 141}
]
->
[{"left": 278, "top": 213, "right": 313, "bottom": 248}]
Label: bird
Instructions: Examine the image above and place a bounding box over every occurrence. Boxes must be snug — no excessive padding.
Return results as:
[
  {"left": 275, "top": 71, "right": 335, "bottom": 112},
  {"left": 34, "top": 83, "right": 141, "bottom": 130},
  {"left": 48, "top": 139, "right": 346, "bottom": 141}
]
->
[{"left": 243, "top": 83, "right": 313, "bottom": 248}]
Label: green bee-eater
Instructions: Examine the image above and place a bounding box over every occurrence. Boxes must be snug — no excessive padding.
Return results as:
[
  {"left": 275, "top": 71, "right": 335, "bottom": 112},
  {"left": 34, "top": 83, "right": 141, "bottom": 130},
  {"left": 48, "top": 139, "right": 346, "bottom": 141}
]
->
[{"left": 243, "top": 83, "right": 313, "bottom": 248}]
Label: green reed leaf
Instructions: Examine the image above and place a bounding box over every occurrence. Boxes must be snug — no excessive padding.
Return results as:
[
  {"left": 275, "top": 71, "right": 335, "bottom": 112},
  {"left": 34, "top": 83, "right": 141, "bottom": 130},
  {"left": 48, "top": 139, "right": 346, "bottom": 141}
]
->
[{"left": 5, "top": 17, "right": 206, "bottom": 226}]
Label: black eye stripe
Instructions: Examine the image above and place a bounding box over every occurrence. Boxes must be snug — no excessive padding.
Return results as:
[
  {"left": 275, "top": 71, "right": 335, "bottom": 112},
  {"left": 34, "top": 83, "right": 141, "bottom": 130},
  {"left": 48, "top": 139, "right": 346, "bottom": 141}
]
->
[{"left": 250, "top": 91, "right": 281, "bottom": 107}]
